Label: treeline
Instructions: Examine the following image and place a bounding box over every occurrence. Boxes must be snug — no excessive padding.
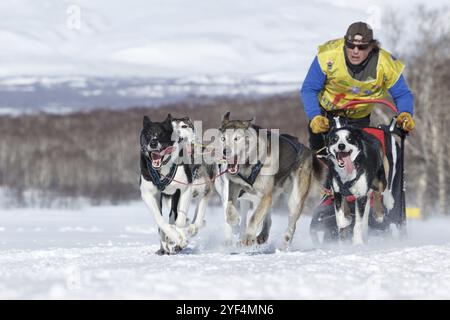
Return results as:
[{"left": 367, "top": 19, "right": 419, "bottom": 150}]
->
[
  {"left": 384, "top": 6, "right": 450, "bottom": 215},
  {"left": 0, "top": 93, "right": 310, "bottom": 206}
]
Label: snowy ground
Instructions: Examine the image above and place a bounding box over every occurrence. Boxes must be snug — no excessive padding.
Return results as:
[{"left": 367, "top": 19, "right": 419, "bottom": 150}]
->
[{"left": 1, "top": 201, "right": 450, "bottom": 299}]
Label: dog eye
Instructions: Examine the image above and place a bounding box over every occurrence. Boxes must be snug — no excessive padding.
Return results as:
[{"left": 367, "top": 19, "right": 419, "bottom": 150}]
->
[
  {"left": 234, "top": 137, "right": 240, "bottom": 141},
  {"left": 347, "top": 137, "right": 354, "bottom": 143},
  {"left": 221, "top": 136, "right": 225, "bottom": 142},
  {"left": 181, "top": 125, "right": 188, "bottom": 129}
]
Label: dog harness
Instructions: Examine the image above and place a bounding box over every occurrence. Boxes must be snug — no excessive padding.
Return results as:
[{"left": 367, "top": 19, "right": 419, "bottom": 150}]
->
[
  {"left": 184, "top": 164, "right": 201, "bottom": 184},
  {"left": 145, "top": 158, "right": 178, "bottom": 191},
  {"left": 235, "top": 133, "right": 305, "bottom": 186},
  {"left": 333, "top": 170, "right": 365, "bottom": 197},
  {"left": 274, "top": 134, "right": 305, "bottom": 184},
  {"left": 237, "top": 161, "right": 263, "bottom": 186}
]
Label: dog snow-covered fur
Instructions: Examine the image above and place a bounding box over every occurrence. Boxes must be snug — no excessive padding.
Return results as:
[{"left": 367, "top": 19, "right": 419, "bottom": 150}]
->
[
  {"left": 219, "top": 112, "right": 323, "bottom": 248},
  {"left": 326, "top": 125, "right": 394, "bottom": 244}
]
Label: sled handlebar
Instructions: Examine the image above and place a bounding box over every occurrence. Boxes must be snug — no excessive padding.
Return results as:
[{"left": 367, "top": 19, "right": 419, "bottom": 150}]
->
[
  {"left": 340, "top": 99, "right": 398, "bottom": 113},
  {"left": 339, "top": 99, "right": 408, "bottom": 136}
]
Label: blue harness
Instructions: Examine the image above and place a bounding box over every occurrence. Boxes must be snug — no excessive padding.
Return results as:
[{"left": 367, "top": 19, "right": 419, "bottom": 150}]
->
[
  {"left": 145, "top": 157, "right": 178, "bottom": 191},
  {"left": 145, "top": 157, "right": 201, "bottom": 191}
]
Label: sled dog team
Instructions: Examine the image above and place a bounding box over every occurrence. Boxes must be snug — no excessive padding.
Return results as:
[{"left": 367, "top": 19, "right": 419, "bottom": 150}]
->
[{"left": 140, "top": 113, "right": 394, "bottom": 254}]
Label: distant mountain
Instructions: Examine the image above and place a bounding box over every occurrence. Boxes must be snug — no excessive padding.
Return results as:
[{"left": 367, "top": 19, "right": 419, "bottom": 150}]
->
[{"left": 0, "top": 76, "right": 299, "bottom": 114}]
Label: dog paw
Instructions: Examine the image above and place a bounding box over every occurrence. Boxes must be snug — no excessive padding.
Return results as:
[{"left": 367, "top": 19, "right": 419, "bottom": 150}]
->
[
  {"left": 338, "top": 226, "right": 352, "bottom": 242},
  {"left": 164, "top": 238, "right": 187, "bottom": 254},
  {"left": 241, "top": 234, "right": 256, "bottom": 246},
  {"left": 336, "top": 216, "right": 352, "bottom": 229},
  {"left": 382, "top": 190, "right": 395, "bottom": 210},
  {"left": 374, "top": 215, "right": 384, "bottom": 224},
  {"left": 166, "top": 225, "right": 188, "bottom": 248},
  {"left": 155, "top": 247, "right": 169, "bottom": 255},
  {"left": 257, "top": 233, "right": 269, "bottom": 245},
  {"left": 170, "top": 245, "right": 184, "bottom": 254},
  {"left": 352, "top": 237, "right": 365, "bottom": 246},
  {"left": 177, "top": 235, "right": 188, "bottom": 249},
  {"left": 188, "top": 224, "right": 198, "bottom": 237}
]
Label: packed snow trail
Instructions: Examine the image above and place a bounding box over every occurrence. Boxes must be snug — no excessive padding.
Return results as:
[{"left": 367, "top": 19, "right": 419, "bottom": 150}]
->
[{"left": 1, "top": 202, "right": 450, "bottom": 299}]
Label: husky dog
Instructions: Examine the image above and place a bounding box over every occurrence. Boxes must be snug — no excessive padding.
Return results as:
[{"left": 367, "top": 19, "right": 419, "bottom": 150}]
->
[
  {"left": 219, "top": 112, "right": 323, "bottom": 248},
  {"left": 140, "top": 114, "right": 195, "bottom": 255},
  {"left": 326, "top": 125, "right": 394, "bottom": 245},
  {"left": 169, "top": 115, "right": 220, "bottom": 237}
]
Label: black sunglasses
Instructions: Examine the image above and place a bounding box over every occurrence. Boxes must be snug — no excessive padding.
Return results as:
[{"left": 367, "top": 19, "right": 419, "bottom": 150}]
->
[{"left": 345, "top": 40, "right": 372, "bottom": 50}]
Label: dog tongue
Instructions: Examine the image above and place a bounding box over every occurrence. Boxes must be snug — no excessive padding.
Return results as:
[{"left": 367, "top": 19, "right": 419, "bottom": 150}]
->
[
  {"left": 342, "top": 155, "right": 354, "bottom": 174},
  {"left": 151, "top": 152, "right": 161, "bottom": 161}
]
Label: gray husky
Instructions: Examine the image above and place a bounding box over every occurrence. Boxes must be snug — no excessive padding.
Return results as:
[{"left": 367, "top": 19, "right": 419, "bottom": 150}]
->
[{"left": 219, "top": 112, "right": 323, "bottom": 248}]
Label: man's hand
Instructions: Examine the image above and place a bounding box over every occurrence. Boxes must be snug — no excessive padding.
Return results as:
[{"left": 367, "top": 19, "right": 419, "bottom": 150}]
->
[
  {"left": 396, "top": 112, "right": 415, "bottom": 132},
  {"left": 310, "top": 115, "right": 330, "bottom": 134}
]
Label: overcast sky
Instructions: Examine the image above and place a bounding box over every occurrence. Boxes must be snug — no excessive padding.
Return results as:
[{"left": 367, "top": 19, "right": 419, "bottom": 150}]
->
[{"left": 0, "top": 0, "right": 448, "bottom": 79}]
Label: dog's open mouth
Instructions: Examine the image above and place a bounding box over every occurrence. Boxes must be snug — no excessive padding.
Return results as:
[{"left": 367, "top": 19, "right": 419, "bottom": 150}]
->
[
  {"left": 150, "top": 151, "right": 163, "bottom": 168},
  {"left": 149, "top": 146, "right": 174, "bottom": 168},
  {"left": 226, "top": 155, "right": 239, "bottom": 175},
  {"left": 335, "top": 150, "right": 354, "bottom": 173}
]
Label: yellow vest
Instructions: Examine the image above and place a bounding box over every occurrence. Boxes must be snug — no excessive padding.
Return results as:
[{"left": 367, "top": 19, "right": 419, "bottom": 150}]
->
[{"left": 317, "top": 38, "right": 405, "bottom": 118}]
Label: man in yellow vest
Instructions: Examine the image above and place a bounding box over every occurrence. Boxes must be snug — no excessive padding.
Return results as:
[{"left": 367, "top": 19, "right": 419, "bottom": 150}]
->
[{"left": 301, "top": 22, "right": 415, "bottom": 153}]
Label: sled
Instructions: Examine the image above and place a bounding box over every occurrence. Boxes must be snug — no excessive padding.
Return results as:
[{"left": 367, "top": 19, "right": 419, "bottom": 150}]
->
[{"left": 309, "top": 99, "right": 408, "bottom": 244}]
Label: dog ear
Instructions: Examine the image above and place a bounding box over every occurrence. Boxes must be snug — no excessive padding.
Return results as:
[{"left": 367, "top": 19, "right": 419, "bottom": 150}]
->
[
  {"left": 242, "top": 118, "right": 254, "bottom": 128},
  {"left": 143, "top": 116, "right": 151, "bottom": 127},
  {"left": 222, "top": 111, "right": 230, "bottom": 123},
  {"left": 166, "top": 113, "right": 173, "bottom": 121}
]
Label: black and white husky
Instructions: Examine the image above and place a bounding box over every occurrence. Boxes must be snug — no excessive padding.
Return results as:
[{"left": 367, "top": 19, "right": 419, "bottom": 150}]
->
[
  {"left": 140, "top": 114, "right": 207, "bottom": 255},
  {"left": 326, "top": 124, "right": 394, "bottom": 244}
]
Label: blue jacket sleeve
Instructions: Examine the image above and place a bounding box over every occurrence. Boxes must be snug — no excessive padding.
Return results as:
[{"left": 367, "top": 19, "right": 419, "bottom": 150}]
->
[
  {"left": 300, "top": 56, "right": 326, "bottom": 120},
  {"left": 388, "top": 74, "right": 414, "bottom": 116}
]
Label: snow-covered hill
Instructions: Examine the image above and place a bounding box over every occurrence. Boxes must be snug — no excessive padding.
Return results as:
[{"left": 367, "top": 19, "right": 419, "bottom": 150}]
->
[
  {"left": 1, "top": 0, "right": 447, "bottom": 79},
  {"left": 0, "top": 75, "right": 298, "bottom": 113},
  {"left": 1, "top": 202, "right": 450, "bottom": 299}
]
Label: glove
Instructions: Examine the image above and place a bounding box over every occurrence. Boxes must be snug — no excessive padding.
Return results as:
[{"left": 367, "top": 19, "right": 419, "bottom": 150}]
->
[
  {"left": 310, "top": 115, "right": 330, "bottom": 134},
  {"left": 396, "top": 112, "right": 415, "bottom": 132}
]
